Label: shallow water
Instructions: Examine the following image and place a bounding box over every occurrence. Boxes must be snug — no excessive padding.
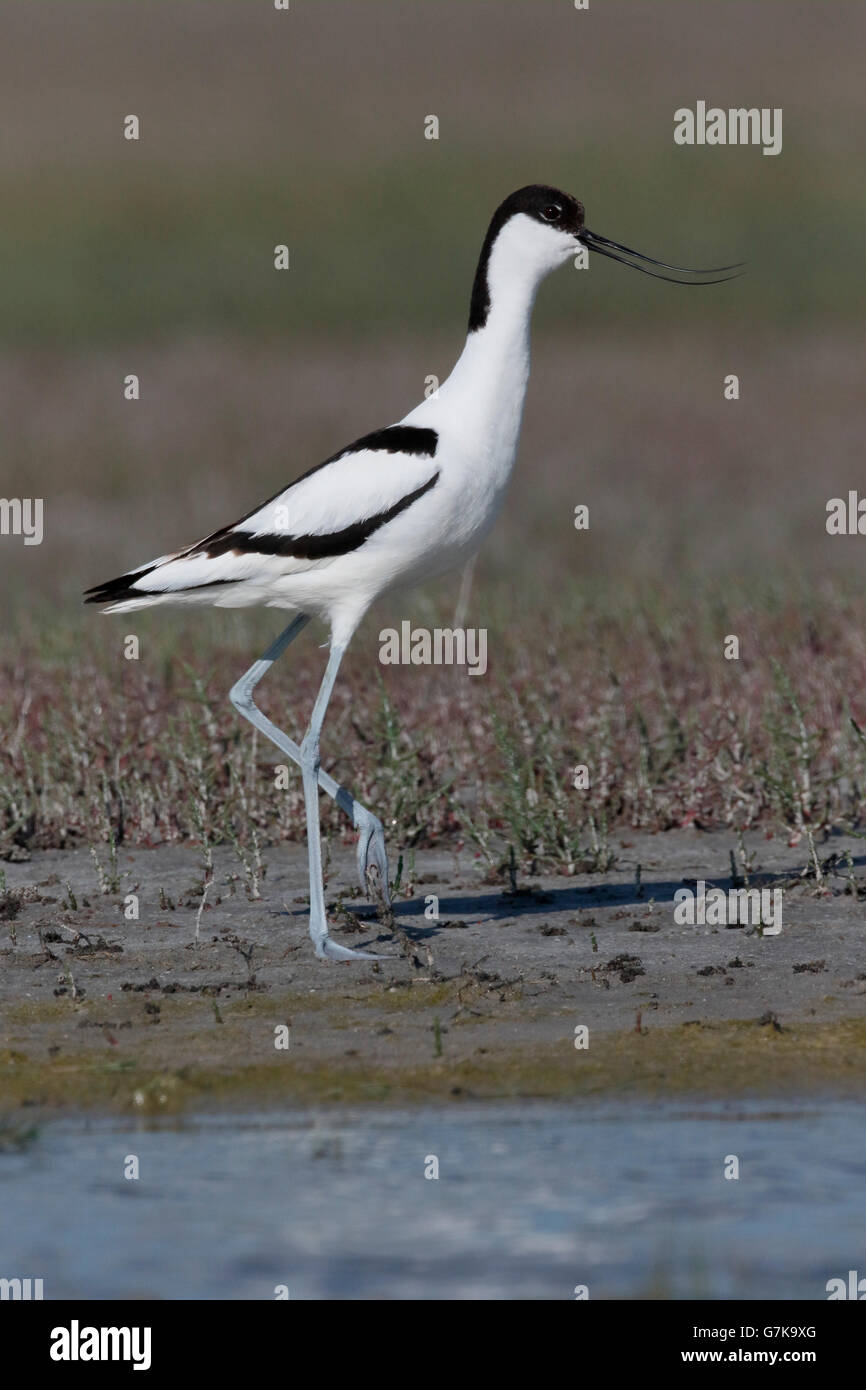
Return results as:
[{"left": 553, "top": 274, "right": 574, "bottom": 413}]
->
[{"left": 1, "top": 1099, "right": 863, "bottom": 1300}]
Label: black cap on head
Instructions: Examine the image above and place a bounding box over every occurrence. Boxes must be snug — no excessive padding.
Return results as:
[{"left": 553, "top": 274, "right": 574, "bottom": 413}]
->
[
  {"left": 496, "top": 185, "right": 586, "bottom": 236},
  {"left": 469, "top": 185, "right": 585, "bottom": 332}
]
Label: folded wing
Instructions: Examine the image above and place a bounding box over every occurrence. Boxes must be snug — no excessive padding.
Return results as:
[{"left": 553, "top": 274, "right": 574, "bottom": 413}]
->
[{"left": 84, "top": 425, "right": 440, "bottom": 610}]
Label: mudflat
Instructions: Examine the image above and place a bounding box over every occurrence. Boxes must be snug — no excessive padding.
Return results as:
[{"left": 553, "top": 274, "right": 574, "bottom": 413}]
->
[{"left": 1, "top": 829, "right": 865, "bottom": 1119}]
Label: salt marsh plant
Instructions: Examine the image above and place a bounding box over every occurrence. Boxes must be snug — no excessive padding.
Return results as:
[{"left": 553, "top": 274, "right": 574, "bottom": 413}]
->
[{"left": 4, "top": 592, "right": 866, "bottom": 874}]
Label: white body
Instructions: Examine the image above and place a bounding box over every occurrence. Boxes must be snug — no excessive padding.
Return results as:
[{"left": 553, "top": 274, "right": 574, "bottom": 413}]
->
[{"left": 98, "top": 213, "right": 577, "bottom": 648}]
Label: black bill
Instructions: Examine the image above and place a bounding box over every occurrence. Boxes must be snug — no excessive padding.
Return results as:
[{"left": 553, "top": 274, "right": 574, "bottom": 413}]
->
[{"left": 578, "top": 228, "right": 745, "bottom": 284}]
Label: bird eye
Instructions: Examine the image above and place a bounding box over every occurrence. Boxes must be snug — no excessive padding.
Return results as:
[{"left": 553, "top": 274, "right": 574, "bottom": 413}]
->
[{"left": 541, "top": 205, "right": 561, "bottom": 222}]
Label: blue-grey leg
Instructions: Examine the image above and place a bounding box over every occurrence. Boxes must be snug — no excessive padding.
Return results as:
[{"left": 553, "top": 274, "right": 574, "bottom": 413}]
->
[
  {"left": 452, "top": 553, "right": 477, "bottom": 630},
  {"left": 296, "top": 638, "right": 385, "bottom": 960},
  {"left": 228, "top": 617, "right": 390, "bottom": 929}
]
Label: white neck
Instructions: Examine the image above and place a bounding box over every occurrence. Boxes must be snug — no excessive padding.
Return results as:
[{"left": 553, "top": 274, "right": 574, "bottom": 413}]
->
[
  {"left": 403, "top": 212, "right": 572, "bottom": 482},
  {"left": 446, "top": 295, "right": 532, "bottom": 419},
  {"left": 432, "top": 235, "right": 547, "bottom": 467}
]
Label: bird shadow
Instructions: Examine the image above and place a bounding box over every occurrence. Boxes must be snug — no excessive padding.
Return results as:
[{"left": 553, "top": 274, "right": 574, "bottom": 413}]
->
[
  {"left": 401, "top": 849, "right": 864, "bottom": 941},
  {"left": 282, "top": 851, "right": 864, "bottom": 945}
]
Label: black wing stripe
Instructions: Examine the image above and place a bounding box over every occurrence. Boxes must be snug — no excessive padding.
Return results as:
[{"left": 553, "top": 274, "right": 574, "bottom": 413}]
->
[
  {"left": 190, "top": 424, "right": 439, "bottom": 556},
  {"left": 324, "top": 425, "right": 438, "bottom": 467},
  {"left": 202, "top": 471, "right": 440, "bottom": 561}
]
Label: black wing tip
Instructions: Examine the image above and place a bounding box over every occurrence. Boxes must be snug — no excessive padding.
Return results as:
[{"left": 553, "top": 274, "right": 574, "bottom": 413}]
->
[{"left": 83, "top": 568, "right": 154, "bottom": 605}]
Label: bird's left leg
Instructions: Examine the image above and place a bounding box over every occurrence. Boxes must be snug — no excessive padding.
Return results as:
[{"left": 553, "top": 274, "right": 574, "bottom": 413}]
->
[
  {"left": 300, "top": 639, "right": 384, "bottom": 961},
  {"left": 229, "top": 618, "right": 390, "bottom": 905}
]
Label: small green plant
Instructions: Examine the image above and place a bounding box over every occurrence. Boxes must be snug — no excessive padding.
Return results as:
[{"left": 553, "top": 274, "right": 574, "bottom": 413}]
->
[
  {"left": 761, "top": 660, "right": 830, "bottom": 834},
  {"left": 89, "top": 833, "right": 122, "bottom": 896},
  {"left": 490, "top": 692, "right": 616, "bottom": 875}
]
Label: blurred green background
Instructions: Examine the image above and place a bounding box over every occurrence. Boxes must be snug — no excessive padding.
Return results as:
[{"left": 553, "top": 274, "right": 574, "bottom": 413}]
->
[
  {"left": 1, "top": 0, "right": 864, "bottom": 621},
  {"left": 0, "top": 0, "right": 862, "bottom": 346}
]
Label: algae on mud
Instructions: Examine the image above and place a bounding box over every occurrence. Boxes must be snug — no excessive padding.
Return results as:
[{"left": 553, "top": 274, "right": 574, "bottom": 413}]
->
[{"left": 2, "top": 1018, "right": 865, "bottom": 1119}]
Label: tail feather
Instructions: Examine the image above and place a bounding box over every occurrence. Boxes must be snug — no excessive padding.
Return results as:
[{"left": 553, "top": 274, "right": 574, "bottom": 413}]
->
[
  {"left": 83, "top": 550, "right": 251, "bottom": 612},
  {"left": 83, "top": 566, "right": 159, "bottom": 606},
  {"left": 84, "top": 536, "right": 316, "bottom": 612}
]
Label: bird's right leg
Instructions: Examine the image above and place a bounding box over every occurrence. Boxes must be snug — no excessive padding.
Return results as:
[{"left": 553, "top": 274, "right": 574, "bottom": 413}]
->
[
  {"left": 228, "top": 615, "right": 391, "bottom": 905},
  {"left": 452, "top": 553, "right": 477, "bottom": 630}
]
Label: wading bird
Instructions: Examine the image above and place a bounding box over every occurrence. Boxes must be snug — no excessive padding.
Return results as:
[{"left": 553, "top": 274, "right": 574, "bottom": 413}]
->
[{"left": 86, "top": 185, "right": 741, "bottom": 960}]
